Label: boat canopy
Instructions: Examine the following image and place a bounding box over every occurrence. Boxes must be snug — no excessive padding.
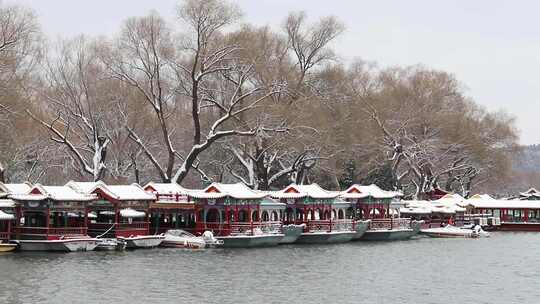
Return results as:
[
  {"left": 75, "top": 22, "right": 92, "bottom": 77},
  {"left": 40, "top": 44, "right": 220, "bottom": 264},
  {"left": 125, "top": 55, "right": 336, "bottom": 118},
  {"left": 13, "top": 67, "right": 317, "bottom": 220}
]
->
[
  {"left": 120, "top": 208, "right": 146, "bottom": 218},
  {"left": 0, "top": 210, "right": 15, "bottom": 220}
]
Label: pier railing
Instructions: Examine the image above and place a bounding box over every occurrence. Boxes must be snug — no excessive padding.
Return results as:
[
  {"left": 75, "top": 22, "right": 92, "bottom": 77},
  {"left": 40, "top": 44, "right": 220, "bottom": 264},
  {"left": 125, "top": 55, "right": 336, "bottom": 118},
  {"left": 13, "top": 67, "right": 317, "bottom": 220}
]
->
[{"left": 368, "top": 218, "right": 411, "bottom": 230}]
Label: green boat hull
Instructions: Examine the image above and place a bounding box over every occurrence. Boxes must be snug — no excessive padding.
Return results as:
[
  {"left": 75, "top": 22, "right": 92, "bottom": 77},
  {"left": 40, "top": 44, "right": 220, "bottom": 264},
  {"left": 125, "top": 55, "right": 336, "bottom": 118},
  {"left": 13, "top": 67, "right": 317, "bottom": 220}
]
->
[
  {"left": 296, "top": 231, "right": 356, "bottom": 244},
  {"left": 361, "top": 228, "right": 419, "bottom": 241},
  {"left": 351, "top": 221, "right": 371, "bottom": 240},
  {"left": 217, "top": 234, "right": 284, "bottom": 248},
  {"left": 280, "top": 225, "right": 304, "bottom": 244}
]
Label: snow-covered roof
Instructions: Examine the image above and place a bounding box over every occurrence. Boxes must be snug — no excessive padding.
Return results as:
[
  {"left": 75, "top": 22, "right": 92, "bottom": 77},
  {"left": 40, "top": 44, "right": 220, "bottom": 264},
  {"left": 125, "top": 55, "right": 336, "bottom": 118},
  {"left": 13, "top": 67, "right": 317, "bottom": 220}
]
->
[
  {"left": 0, "top": 183, "right": 32, "bottom": 196},
  {"left": 467, "top": 197, "right": 540, "bottom": 209},
  {"left": 340, "top": 184, "right": 401, "bottom": 199},
  {"left": 190, "top": 183, "right": 267, "bottom": 200},
  {"left": 519, "top": 188, "right": 540, "bottom": 199},
  {"left": 101, "top": 184, "right": 156, "bottom": 201},
  {"left": 67, "top": 181, "right": 155, "bottom": 201},
  {"left": 401, "top": 199, "right": 466, "bottom": 215},
  {"left": 11, "top": 184, "right": 96, "bottom": 202},
  {"left": 271, "top": 184, "right": 338, "bottom": 199},
  {"left": 65, "top": 181, "right": 104, "bottom": 194},
  {"left": 143, "top": 182, "right": 189, "bottom": 195}
]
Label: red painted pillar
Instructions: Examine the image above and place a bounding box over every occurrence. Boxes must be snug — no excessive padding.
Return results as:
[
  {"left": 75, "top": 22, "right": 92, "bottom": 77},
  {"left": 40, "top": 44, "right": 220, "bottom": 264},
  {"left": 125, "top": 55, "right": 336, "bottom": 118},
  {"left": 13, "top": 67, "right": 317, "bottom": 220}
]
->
[
  {"left": 7, "top": 220, "right": 11, "bottom": 240},
  {"left": 524, "top": 209, "right": 529, "bottom": 222}
]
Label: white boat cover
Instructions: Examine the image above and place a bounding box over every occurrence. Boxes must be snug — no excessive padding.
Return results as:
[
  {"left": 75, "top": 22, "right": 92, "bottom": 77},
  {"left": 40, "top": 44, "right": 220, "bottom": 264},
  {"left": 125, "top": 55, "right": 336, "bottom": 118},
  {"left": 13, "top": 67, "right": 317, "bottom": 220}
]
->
[
  {"left": 120, "top": 208, "right": 146, "bottom": 218},
  {"left": 0, "top": 210, "right": 15, "bottom": 220}
]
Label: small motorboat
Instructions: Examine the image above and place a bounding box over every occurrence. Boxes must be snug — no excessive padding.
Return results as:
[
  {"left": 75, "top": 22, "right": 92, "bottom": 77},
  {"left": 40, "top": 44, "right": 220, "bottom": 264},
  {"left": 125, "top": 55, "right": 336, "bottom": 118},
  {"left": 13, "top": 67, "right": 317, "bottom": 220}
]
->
[
  {"left": 162, "top": 230, "right": 212, "bottom": 249},
  {"left": 96, "top": 238, "right": 126, "bottom": 251},
  {"left": 118, "top": 234, "right": 165, "bottom": 249},
  {"left": 201, "top": 230, "right": 223, "bottom": 248},
  {"left": 0, "top": 241, "right": 18, "bottom": 252},
  {"left": 421, "top": 224, "right": 489, "bottom": 238}
]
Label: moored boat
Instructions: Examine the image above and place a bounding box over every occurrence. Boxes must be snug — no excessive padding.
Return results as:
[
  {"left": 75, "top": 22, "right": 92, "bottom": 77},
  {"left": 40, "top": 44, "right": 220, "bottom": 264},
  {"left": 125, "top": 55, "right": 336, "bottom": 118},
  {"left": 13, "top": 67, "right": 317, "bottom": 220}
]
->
[
  {"left": 10, "top": 184, "right": 99, "bottom": 252},
  {"left": 191, "top": 183, "right": 286, "bottom": 248},
  {"left": 0, "top": 242, "right": 17, "bottom": 252},
  {"left": 161, "top": 229, "right": 206, "bottom": 249},
  {"left": 96, "top": 238, "right": 126, "bottom": 251},
  {"left": 421, "top": 224, "right": 489, "bottom": 238},
  {"left": 16, "top": 237, "right": 99, "bottom": 252},
  {"left": 271, "top": 184, "right": 357, "bottom": 244},
  {"left": 118, "top": 234, "right": 165, "bottom": 249}
]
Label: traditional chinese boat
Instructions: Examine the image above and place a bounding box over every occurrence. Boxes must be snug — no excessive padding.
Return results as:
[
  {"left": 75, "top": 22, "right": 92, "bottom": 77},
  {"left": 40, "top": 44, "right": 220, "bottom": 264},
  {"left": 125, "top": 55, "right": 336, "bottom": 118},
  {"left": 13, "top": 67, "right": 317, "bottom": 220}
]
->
[
  {"left": 10, "top": 184, "right": 99, "bottom": 252},
  {"left": 272, "top": 184, "right": 358, "bottom": 244},
  {"left": 144, "top": 183, "right": 197, "bottom": 235},
  {"left": 339, "top": 184, "right": 421, "bottom": 241},
  {"left": 464, "top": 191, "right": 540, "bottom": 231},
  {"left": 67, "top": 181, "right": 164, "bottom": 249},
  {"left": 190, "top": 183, "right": 285, "bottom": 248}
]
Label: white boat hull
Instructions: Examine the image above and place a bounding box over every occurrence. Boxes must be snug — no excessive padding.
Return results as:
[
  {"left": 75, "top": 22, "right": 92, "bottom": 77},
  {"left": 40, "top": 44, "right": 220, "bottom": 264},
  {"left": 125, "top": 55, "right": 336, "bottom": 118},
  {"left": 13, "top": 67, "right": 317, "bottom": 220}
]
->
[
  {"left": 119, "top": 235, "right": 165, "bottom": 249},
  {"left": 17, "top": 238, "right": 99, "bottom": 252}
]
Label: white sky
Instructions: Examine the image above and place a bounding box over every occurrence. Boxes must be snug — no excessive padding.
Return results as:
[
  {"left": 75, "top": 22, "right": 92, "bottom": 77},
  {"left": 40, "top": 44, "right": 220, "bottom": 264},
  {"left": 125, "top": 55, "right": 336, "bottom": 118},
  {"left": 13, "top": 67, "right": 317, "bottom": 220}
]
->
[{"left": 12, "top": 0, "right": 540, "bottom": 144}]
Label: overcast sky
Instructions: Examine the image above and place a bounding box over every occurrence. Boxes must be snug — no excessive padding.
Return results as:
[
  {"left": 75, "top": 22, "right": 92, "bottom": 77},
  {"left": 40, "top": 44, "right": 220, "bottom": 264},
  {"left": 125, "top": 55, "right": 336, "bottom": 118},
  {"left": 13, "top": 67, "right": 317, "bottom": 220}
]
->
[{"left": 13, "top": 0, "right": 540, "bottom": 144}]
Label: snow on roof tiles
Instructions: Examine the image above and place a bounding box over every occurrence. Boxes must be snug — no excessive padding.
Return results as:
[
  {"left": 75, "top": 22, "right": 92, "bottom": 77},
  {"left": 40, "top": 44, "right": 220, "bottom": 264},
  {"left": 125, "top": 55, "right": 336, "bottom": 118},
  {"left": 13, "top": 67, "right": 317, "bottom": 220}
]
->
[
  {"left": 11, "top": 184, "right": 96, "bottom": 201},
  {"left": 143, "top": 182, "right": 189, "bottom": 195},
  {"left": 67, "top": 181, "right": 155, "bottom": 201},
  {"left": 195, "top": 183, "right": 267, "bottom": 199},
  {"left": 271, "top": 184, "right": 337, "bottom": 199},
  {"left": 2, "top": 183, "right": 32, "bottom": 196},
  {"left": 340, "top": 184, "right": 400, "bottom": 199}
]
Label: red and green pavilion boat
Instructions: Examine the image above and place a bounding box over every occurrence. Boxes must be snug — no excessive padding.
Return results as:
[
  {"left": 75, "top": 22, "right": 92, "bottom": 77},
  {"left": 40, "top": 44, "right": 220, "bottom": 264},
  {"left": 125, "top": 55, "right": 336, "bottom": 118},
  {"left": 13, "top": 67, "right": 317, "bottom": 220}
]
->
[
  {"left": 339, "top": 184, "right": 422, "bottom": 241},
  {"left": 466, "top": 189, "right": 540, "bottom": 231},
  {"left": 9, "top": 184, "right": 99, "bottom": 252},
  {"left": 67, "top": 181, "right": 164, "bottom": 248},
  {"left": 143, "top": 182, "right": 197, "bottom": 234},
  {"left": 189, "top": 182, "right": 286, "bottom": 248},
  {"left": 270, "top": 183, "right": 365, "bottom": 244},
  {"left": 0, "top": 183, "right": 26, "bottom": 252}
]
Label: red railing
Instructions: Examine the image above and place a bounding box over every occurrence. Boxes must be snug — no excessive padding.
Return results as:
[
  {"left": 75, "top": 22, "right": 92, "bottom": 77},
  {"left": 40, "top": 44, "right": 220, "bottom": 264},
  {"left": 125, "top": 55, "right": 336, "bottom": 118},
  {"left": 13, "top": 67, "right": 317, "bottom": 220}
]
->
[
  {"left": 368, "top": 218, "right": 411, "bottom": 230},
  {"left": 13, "top": 226, "right": 87, "bottom": 236},
  {"left": 0, "top": 232, "right": 9, "bottom": 240},
  {"left": 88, "top": 222, "right": 149, "bottom": 237},
  {"left": 305, "top": 219, "right": 354, "bottom": 232}
]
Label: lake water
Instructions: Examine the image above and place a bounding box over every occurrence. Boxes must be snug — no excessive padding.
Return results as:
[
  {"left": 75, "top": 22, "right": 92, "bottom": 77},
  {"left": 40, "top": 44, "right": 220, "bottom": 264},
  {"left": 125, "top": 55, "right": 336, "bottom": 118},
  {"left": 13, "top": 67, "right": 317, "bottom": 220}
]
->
[{"left": 0, "top": 232, "right": 539, "bottom": 304}]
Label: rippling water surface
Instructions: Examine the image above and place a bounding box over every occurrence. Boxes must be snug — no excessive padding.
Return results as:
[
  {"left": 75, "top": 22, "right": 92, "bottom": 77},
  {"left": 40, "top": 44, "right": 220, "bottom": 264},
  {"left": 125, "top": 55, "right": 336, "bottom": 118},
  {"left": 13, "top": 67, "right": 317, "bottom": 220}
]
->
[{"left": 1, "top": 232, "right": 539, "bottom": 304}]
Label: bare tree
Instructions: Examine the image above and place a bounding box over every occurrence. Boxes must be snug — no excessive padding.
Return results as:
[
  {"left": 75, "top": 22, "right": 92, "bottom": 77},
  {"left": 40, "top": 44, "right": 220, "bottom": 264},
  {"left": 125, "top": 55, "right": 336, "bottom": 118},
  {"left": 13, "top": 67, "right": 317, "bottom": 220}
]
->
[{"left": 0, "top": 4, "right": 41, "bottom": 182}]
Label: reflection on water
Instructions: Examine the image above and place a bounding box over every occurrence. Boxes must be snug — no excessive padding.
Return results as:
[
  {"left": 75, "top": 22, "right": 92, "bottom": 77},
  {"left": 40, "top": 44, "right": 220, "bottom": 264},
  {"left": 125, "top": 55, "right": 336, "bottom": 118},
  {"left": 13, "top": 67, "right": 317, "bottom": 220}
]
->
[{"left": 1, "top": 233, "right": 540, "bottom": 304}]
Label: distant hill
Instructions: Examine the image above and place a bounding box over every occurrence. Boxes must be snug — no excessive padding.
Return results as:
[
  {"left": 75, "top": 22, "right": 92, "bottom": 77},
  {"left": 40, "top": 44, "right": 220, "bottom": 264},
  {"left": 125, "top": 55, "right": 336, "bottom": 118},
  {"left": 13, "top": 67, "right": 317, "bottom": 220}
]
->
[{"left": 513, "top": 144, "right": 540, "bottom": 172}]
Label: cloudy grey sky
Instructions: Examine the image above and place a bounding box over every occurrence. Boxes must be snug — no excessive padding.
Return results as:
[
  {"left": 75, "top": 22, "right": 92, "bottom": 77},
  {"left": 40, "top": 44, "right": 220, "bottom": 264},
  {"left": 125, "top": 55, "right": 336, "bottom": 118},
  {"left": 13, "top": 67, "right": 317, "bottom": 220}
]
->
[{"left": 13, "top": 0, "right": 539, "bottom": 144}]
